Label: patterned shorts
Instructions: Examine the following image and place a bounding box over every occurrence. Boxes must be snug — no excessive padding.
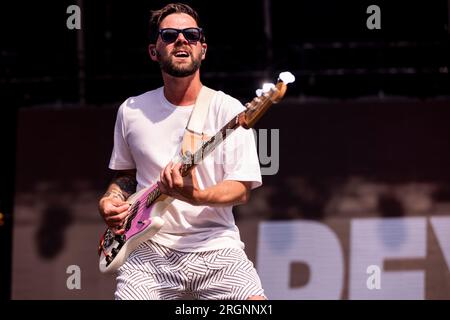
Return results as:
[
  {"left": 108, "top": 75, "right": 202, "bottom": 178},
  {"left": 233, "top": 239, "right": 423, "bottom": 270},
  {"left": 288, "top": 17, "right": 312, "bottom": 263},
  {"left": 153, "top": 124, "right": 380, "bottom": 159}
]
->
[{"left": 115, "top": 240, "right": 266, "bottom": 300}]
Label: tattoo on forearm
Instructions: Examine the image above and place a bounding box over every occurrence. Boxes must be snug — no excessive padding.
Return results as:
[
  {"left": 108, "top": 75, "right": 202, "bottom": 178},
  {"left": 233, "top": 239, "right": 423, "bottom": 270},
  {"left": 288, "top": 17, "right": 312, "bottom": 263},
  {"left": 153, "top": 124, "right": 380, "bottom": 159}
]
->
[
  {"left": 114, "top": 174, "right": 137, "bottom": 198},
  {"left": 103, "top": 190, "right": 125, "bottom": 201}
]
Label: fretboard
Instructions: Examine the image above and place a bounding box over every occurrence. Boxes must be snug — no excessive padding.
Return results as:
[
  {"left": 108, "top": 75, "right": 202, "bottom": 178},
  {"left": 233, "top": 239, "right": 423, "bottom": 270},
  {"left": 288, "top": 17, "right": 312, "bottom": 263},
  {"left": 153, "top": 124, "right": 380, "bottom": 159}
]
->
[{"left": 180, "top": 111, "right": 243, "bottom": 176}]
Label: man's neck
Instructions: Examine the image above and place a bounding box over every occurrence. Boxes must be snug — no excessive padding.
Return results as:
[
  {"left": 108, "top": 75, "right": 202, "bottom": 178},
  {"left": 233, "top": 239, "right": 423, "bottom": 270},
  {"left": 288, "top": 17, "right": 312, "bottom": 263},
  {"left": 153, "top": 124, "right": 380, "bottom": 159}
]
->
[{"left": 162, "top": 72, "right": 202, "bottom": 106}]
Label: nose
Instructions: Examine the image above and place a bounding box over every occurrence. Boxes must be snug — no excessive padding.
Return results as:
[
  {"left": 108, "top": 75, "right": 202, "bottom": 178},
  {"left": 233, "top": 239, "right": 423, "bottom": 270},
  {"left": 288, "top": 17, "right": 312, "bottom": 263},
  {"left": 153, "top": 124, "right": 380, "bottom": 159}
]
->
[{"left": 174, "top": 31, "right": 188, "bottom": 45}]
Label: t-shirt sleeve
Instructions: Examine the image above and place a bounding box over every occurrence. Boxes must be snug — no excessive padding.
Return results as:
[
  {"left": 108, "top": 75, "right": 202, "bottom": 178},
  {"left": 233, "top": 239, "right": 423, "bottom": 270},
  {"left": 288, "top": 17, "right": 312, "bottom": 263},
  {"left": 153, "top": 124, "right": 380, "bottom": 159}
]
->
[
  {"left": 221, "top": 98, "right": 262, "bottom": 190},
  {"left": 109, "top": 101, "right": 136, "bottom": 170}
]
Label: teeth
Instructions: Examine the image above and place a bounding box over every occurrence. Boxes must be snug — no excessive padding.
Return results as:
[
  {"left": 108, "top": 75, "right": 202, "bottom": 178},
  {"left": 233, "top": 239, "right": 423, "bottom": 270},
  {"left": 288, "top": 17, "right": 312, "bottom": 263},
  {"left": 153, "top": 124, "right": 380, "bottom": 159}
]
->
[{"left": 174, "top": 51, "right": 189, "bottom": 57}]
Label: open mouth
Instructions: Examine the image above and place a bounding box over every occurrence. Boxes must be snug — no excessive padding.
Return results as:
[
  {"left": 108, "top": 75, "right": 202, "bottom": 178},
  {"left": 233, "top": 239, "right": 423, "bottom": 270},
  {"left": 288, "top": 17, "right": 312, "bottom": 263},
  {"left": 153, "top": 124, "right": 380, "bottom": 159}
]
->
[{"left": 173, "top": 50, "right": 190, "bottom": 58}]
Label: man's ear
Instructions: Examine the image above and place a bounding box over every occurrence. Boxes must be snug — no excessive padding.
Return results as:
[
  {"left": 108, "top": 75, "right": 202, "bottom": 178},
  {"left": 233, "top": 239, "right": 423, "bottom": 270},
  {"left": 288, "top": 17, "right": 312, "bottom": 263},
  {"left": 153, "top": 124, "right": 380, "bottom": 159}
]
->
[
  {"left": 148, "top": 44, "right": 158, "bottom": 61},
  {"left": 201, "top": 43, "right": 207, "bottom": 60}
]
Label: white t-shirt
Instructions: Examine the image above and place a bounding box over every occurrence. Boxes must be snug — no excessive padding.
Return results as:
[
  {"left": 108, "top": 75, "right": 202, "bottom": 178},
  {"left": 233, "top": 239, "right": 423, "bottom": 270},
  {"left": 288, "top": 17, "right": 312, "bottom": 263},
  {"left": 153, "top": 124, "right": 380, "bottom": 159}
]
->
[{"left": 109, "top": 86, "right": 262, "bottom": 252}]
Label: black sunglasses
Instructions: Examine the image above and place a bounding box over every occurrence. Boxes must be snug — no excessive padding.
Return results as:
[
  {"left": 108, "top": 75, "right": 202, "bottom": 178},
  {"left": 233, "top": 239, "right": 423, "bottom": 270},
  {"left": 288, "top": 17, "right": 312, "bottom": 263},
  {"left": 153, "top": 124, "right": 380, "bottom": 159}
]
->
[{"left": 158, "top": 27, "right": 203, "bottom": 43}]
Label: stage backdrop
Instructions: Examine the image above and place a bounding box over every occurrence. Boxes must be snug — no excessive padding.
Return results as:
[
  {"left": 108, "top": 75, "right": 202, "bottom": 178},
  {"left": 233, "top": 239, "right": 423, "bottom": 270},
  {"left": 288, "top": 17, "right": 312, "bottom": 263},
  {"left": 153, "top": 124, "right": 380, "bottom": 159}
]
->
[{"left": 12, "top": 98, "right": 450, "bottom": 299}]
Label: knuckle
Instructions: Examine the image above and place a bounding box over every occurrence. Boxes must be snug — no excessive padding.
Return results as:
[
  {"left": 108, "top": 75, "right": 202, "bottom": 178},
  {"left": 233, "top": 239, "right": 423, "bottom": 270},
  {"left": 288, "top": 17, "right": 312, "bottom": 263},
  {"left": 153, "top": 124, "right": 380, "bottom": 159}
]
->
[{"left": 173, "top": 180, "right": 182, "bottom": 187}]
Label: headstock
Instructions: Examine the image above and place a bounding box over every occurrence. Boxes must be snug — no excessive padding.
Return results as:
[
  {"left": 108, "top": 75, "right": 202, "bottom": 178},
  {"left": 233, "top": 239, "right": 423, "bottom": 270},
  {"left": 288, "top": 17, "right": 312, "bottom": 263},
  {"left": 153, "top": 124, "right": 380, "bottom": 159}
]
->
[{"left": 239, "top": 72, "right": 295, "bottom": 129}]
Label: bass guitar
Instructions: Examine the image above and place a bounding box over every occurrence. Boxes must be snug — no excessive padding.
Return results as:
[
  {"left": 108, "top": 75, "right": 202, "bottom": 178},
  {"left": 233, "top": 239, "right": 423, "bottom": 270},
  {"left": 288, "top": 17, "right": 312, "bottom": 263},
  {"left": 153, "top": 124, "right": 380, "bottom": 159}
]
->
[{"left": 98, "top": 71, "right": 295, "bottom": 273}]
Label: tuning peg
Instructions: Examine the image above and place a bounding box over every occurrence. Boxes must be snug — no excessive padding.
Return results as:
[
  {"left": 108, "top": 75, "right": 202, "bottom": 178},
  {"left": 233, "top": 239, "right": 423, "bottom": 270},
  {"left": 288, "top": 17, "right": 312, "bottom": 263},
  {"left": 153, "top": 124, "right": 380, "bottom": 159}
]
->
[
  {"left": 256, "top": 83, "right": 276, "bottom": 97},
  {"left": 262, "top": 83, "right": 275, "bottom": 93},
  {"left": 279, "top": 71, "right": 295, "bottom": 84}
]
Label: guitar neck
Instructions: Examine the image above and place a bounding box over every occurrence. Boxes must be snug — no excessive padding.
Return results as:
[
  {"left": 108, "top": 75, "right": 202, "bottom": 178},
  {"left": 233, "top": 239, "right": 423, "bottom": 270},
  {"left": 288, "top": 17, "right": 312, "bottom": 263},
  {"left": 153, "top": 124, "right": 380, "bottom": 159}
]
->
[
  {"left": 180, "top": 111, "right": 243, "bottom": 176},
  {"left": 138, "top": 113, "right": 242, "bottom": 208},
  {"left": 142, "top": 71, "right": 294, "bottom": 206}
]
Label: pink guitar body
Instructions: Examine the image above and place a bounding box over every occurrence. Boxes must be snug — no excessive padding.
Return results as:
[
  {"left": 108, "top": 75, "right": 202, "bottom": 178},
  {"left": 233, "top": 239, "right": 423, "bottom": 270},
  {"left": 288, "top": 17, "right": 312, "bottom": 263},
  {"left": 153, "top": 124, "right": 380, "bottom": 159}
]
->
[{"left": 98, "top": 184, "right": 173, "bottom": 273}]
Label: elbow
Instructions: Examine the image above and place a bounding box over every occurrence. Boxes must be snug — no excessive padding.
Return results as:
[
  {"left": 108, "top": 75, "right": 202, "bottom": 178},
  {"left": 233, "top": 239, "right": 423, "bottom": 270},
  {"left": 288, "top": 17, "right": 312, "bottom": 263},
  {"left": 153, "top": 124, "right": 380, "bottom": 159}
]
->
[
  {"left": 239, "top": 190, "right": 250, "bottom": 205},
  {"left": 236, "top": 181, "right": 252, "bottom": 205}
]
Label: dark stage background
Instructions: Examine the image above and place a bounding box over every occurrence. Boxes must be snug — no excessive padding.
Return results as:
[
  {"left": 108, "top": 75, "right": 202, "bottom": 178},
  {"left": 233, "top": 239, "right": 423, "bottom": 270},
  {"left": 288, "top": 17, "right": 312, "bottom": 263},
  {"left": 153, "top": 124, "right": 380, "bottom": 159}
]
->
[{"left": 1, "top": 0, "right": 450, "bottom": 299}]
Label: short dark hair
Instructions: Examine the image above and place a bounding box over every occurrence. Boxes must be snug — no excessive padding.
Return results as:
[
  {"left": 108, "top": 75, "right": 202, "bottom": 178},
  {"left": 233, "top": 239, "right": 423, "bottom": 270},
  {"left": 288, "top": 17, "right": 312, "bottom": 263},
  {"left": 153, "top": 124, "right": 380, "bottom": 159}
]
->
[{"left": 149, "top": 3, "right": 205, "bottom": 44}]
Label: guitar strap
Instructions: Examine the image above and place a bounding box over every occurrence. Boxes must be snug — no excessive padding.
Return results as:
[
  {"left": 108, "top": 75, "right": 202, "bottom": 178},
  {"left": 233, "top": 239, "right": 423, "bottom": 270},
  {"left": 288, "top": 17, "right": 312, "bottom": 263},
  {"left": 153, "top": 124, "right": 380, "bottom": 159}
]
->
[{"left": 180, "top": 85, "right": 216, "bottom": 157}]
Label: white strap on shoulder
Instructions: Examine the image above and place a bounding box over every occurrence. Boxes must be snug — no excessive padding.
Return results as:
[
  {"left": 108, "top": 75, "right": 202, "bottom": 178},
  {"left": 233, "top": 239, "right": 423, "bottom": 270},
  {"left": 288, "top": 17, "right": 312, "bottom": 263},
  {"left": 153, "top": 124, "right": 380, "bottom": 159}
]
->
[
  {"left": 186, "top": 86, "right": 216, "bottom": 134},
  {"left": 181, "top": 86, "right": 216, "bottom": 156}
]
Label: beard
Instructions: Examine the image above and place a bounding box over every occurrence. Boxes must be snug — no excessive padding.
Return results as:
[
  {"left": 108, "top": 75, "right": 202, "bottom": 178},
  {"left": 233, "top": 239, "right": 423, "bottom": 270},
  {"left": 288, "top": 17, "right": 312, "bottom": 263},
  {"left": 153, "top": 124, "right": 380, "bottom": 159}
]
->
[{"left": 159, "top": 50, "right": 202, "bottom": 78}]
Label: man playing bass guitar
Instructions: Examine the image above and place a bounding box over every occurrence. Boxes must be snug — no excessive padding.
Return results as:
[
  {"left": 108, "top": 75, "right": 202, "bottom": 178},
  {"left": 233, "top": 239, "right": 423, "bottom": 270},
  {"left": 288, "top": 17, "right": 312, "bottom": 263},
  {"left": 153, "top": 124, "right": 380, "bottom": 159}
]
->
[{"left": 98, "top": 3, "right": 266, "bottom": 300}]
